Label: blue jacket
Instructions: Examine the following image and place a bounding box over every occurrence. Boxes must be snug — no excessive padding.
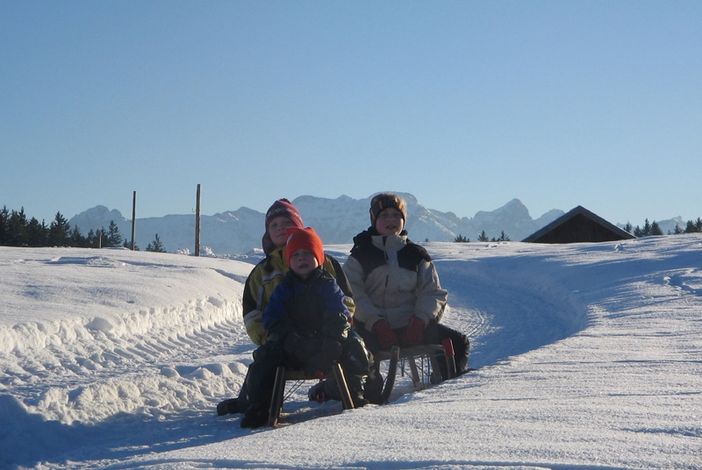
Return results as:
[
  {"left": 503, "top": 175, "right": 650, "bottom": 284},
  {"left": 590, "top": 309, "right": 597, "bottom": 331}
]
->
[{"left": 263, "top": 267, "right": 350, "bottom": 342}]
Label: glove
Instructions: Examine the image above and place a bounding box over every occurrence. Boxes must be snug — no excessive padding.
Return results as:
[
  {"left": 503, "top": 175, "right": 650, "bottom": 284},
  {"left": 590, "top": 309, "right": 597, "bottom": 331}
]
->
[
  {"left": 283, "top": 331, "right": 304, "bottom": 356},
  {"left": 321, "top": 338, "right": 342, "bottom": 362},
  {"left": 402, "top": 316, "right": 426, "bottom": 346},
  {"left": 305, "top": 339, "right": 342, "bottom": 378},
  {"left": 284, "top": 333, "right": 321, "bottom": 363},
  {"left": 372, "top": 319, "right": 398, "bottom": 350}
]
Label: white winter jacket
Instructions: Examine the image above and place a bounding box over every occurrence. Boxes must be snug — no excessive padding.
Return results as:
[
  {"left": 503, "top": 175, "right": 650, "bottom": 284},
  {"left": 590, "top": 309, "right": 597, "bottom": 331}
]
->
[{"left": 343, "top": 229, "right": 447, "bottom": 331}]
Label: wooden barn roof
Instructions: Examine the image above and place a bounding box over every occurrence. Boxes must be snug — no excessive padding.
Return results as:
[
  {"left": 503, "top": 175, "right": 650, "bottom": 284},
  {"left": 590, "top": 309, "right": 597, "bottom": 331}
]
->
[{"left": 522, "top": 205, "right": 636, "bottom": 243}]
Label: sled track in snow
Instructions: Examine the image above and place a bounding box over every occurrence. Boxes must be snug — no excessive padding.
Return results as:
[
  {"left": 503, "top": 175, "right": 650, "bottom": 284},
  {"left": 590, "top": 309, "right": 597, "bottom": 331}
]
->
[
  {"left": 1, "top": 303, "right": 252, "bottom": 409},
  {"left": 435, "top": 257, "right": 587, "bottom": 370},
  {"left": 461, "top": 306, "right": 489, "bottom": 339}
]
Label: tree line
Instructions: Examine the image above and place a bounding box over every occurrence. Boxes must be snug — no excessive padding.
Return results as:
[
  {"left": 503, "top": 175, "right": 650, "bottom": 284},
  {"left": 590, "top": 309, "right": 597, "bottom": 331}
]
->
[
  {"left": 671, "top": 218, "right": 702, "bottom": 235},
  {"left": 623, "top": 217, "right": 702, "bottom": 237},
  {"left": 454, "top": 217, "right": 702, "bottom": 243},
  {"left": 454, "top": 230, "right": 510, "bottom": 243},
  {"left": 0, "top": 206, "right": 166, "bottom": 252}
]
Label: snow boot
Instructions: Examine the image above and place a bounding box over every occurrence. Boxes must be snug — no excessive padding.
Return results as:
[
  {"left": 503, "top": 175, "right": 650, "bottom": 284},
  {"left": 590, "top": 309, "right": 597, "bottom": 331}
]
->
[
  {"left": 240, "top": 406, "right": 269, "bottom": 429},
  {"left": 364, "top": 369, "right": 384, "bottom": 405},
  {"left": 217, "top": 397, "right": 248, "bottom": 416},
  {"left": 307, "top": 381, "right": 331, "bottom": 403}
]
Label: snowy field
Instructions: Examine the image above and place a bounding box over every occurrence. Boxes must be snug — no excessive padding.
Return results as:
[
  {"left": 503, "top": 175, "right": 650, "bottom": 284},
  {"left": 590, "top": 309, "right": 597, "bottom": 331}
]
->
[{"left": 1, "top": 235, "right": 701, "bottom": 469}]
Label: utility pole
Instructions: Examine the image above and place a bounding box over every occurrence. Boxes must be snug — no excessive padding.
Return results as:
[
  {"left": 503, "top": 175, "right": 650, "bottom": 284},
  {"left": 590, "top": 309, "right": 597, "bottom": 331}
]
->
[
  {"left": 195, "top": 184, "right": 201, "bottom": 256},
  {"left": 130, "top": 191, "right": 137, "bottom": 250}
]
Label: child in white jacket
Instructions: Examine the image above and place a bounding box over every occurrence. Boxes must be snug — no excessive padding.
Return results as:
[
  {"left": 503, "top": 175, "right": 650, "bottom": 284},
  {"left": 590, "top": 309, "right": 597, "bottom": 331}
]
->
[{"left": 343, "top": 193, "right": 469, "bottom": 377}]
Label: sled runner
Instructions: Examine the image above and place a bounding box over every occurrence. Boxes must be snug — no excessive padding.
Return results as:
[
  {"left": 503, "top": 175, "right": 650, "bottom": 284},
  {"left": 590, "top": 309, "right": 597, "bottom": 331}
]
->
[
  {"left": 374, "top": 339, "right": 456, "bottom": 403},
  {"left": 268, "top": 362, "right": 355, "bottom": 427}
]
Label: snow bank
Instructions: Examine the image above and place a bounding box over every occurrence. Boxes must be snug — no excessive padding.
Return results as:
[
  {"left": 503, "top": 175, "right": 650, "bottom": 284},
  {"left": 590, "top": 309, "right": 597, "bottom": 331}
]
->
[
  {"left": 0, "top": 248, "right": 254, "bottom": 426},
  {"left": 2, "top": 237, "right": 702, "bottom": 469}
]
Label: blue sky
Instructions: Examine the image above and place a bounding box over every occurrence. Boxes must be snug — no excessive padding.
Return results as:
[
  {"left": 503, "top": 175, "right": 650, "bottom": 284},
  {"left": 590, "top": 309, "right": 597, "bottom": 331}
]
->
[{"left": 2, "top": 1, "right": 701, "bottom": 227}]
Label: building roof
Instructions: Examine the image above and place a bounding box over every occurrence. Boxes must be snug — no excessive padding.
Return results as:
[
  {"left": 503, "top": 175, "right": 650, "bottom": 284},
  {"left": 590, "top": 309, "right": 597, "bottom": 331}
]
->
[{"left": 522, "top": 205, "right": 636, "bottom": 243}]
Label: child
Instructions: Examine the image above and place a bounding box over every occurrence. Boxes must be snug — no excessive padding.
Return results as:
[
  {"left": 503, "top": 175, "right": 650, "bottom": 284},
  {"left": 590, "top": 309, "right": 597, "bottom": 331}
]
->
[
  {"left": 217, "top": 198, "right": 355, "bottom": 416},
  {"left": 241, "top": 226, "right": 369, "bottom": 428},
  {"left": 343, "top": 193, "right": 469, "bottom": 380}
]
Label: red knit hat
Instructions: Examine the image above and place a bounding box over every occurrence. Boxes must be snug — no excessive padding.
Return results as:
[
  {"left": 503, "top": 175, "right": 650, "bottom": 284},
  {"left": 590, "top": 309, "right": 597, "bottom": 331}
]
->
[
  {"left": 261, "top": 198, "right": 304, "bottom": 255},
  {"left": 284, "top": 227, "right": 325, "bottom": 267}
]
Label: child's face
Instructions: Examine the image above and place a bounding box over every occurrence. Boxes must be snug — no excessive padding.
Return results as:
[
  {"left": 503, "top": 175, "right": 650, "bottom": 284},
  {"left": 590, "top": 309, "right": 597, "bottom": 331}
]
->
[
  {"left": 289, "top": 249, "right": 319, "bottom": 278},
  {"left": 375, "top": 208, "right": 404, "bottom": 236},
  {"left": 268, "top": 216, "right": 296, "bottom": 248}
]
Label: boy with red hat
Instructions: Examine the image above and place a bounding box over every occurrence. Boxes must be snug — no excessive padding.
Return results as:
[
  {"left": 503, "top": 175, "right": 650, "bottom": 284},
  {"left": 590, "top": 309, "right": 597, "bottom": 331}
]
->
[
  {"left": 217, "top": 199, "right": 360, "bottom": 418},
  {"left": 240, "top": 226, "right": 370, "bottom": 428}
]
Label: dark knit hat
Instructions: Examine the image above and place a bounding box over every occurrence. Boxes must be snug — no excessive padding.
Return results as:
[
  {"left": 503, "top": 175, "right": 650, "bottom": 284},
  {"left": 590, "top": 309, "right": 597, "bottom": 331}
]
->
[
  {"left": 261, "top": 198, "right": 304, "bottom": 255},
  {"left": 284, "top": 227, "right": 325, "bottom": 267},
  {"left": 369, "top": 193, "right": 408, "bottom": 225}
]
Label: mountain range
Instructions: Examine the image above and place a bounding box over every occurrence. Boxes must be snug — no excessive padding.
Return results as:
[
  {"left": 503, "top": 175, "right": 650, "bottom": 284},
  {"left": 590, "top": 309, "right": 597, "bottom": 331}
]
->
[{"left": 67, "top": 194, "right": 683, "bottom": 255}]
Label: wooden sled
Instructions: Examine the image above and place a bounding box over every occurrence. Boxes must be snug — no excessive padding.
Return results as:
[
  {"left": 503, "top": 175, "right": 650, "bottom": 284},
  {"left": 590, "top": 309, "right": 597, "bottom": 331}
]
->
[
  {"left": 268, "top": 362, "right": 355, "bottom": 427},
  {"left": 373, "top": 338, "right": 456, "bottom": 404}
]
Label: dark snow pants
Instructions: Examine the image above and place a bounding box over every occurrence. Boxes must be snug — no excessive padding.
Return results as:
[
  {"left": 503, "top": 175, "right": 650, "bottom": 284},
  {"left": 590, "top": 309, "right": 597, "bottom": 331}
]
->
[
  {"left": 246, "top": 331, "right": 370, "bottom": 412},
  {"left": 355, "top": 320, "right": 470, "bottom": 380}
]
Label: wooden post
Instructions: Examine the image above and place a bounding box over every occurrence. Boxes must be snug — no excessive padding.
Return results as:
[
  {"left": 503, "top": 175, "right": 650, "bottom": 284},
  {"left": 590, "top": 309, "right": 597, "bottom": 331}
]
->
[
  {"left": 195, "top": 184, "right": 201, "bottom": 256},
  {"left": 130, "top": 191, "right": 137, "bottom": 251}
]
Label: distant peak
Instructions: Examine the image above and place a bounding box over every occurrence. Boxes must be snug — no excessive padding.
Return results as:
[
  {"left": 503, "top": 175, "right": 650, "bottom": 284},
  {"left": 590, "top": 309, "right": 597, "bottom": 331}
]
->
[
  {"left": 69, "top": 206, "right": 125, "bottom": 224},
  {"left": 503, "top": 198, "right": 526, "bottom": 208},
  {"left": 500, "top": 198, "right": 528, "bottom": 213},
  {"left": 476, "top": 198, "right": 528, "bottom": 214},
  {"left": 86, "top": 205, "right": 110, "bottom": 213}
]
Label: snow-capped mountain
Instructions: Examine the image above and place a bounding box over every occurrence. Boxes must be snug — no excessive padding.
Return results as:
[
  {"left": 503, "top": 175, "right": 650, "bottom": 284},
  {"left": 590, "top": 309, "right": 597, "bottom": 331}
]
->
[{"left": 68, "top": 194, "right": 563, "bottom": 255}]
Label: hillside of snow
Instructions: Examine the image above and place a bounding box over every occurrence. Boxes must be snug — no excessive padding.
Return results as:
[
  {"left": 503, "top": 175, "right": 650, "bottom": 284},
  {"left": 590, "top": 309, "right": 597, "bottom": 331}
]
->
[{"left": 1, "top": 235, "right": 701, "bottom": 469}]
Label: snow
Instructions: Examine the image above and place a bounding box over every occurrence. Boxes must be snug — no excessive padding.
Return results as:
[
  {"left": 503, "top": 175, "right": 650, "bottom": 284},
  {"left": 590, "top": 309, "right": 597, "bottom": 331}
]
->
[{"left": 1, "top": 236, "right": 702, "bottom": 469}]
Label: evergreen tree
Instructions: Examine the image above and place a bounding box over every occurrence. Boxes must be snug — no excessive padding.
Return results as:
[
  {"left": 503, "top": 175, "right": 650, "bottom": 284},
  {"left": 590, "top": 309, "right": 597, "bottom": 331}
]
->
[
  {"left": 642, "top": 219, "right": 652, "bottom": 236},
  {"left": 624, "top": 222, "right": 633, "bottom": 234},
  {"left": 8, "top": 208, "right": 28, "bottom": 246},
  {"left": 633, "top": 225, "right": 643, "bottom": 237},
  {"left": 123, "top": 239, "right": 140, "bottom": 250},
  {"left": 86, "top": 229, "right": 99, "bottom": 248},
  {"left": 69, "top": 226, "right": 86, "bottom": 247},
  {"left": 491, "top": 231, "right": 510, "bottom": 242},
  {"left": 650, "top": 221, "right": 663, "bottom": 236},
  {"left": 685, "top": 221, "right": 697, "bottom": 233},
  {"left": 26, "top": 218, "right": 48, "bottom": 246},
  {"left": 696, "top": 218, "right": 702, "bottom": 233},
  {"left": 0, "top": 206, "right": 9, "bottom": 245},
  {"left": 673, "top": 225, "right": 684, "bottom": 235},
  {"left": 146, "top": 233, "right": 166, "bottom": 252},
  {"left": 105, "top": 221, "right": 122, "bottom": 247},
  {"left": 477, "top": 230, "right": 489, "bottom": 242},
  {"left": 454, "top": 234, "right": 469, "bottom": 243},
  {"left": 48, "top": 212, "right": 71, "bottom": 246}
]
